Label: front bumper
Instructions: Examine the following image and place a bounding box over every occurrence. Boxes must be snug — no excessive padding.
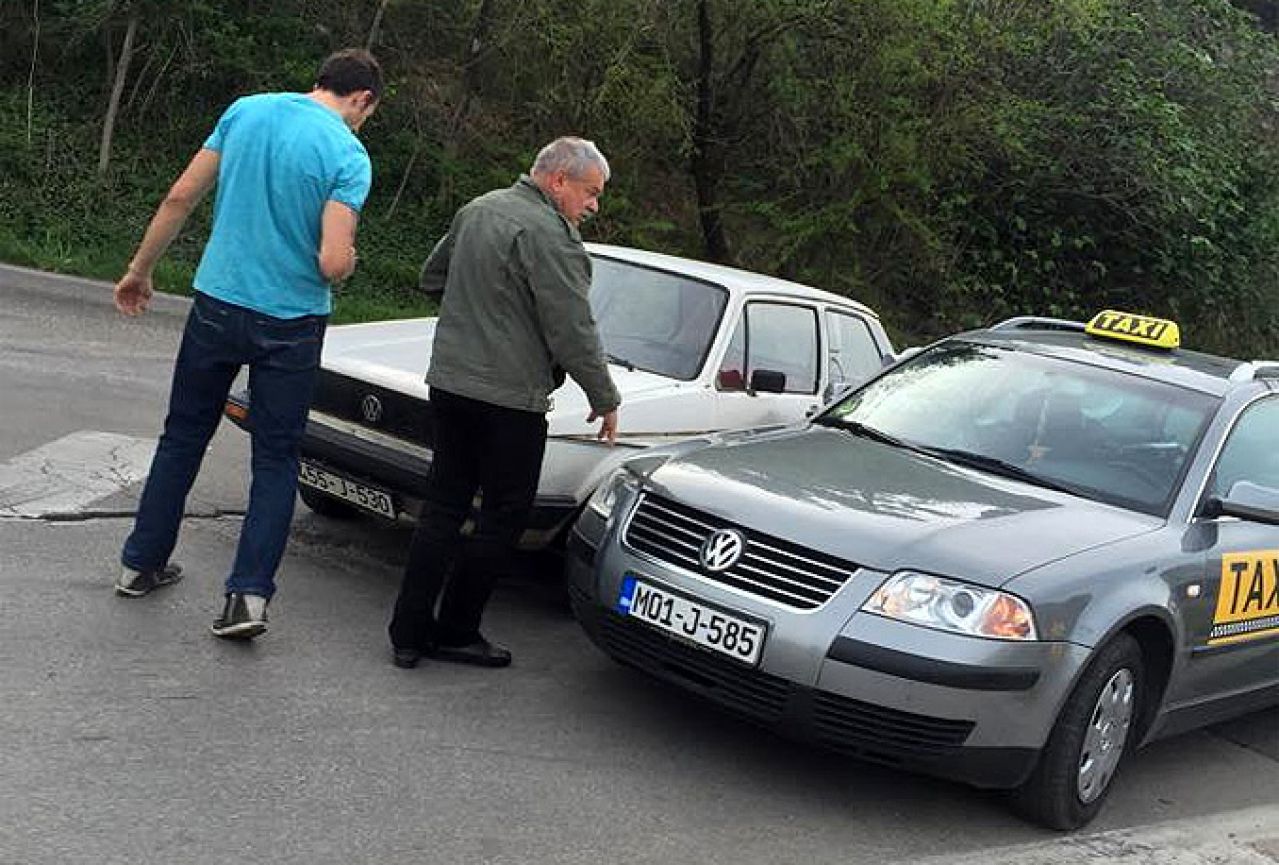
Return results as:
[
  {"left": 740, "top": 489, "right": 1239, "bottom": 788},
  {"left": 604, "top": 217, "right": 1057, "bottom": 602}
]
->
[
  {"left": 566, "top": 528, "right": 1090, "bottom": 790},
  {"left": 224, "top": 392, "right": 579, "bottom": 547}
]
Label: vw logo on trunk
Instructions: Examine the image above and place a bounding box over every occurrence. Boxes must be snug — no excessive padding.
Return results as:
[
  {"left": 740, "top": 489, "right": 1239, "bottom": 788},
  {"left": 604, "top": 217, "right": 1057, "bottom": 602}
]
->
[
  {"left": 699, "top": 528, "right": 745, "bottom": 572},
  {"left": 361, "top": 394, "right": 384, "bottom": 425}
]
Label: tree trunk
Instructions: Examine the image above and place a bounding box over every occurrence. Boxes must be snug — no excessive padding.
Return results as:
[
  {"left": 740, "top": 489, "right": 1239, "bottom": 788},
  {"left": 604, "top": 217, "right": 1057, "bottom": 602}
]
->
[
  {"left": 691, "top": 0, "right": 732, "bottom": 263},
  {"left": 384, "top": 144, "right": 420, "bottom": 220},
  {"left": 366, "top": 0, "right": 390, "bottom": 50},
  {"left": 137, "top": 45, "right": 177, "bottom": 121},
  {"left": 26, "top": 0, "right": 40, "bottom": 146},
  {"left": 98, "top": 13, "right": 138, "bottom": 177},
  {"left": 124, "top": 46, "right": 156, "bottom": 114},
  {"left": 436, "top": 0, "right": 495, "bottom": 208}
]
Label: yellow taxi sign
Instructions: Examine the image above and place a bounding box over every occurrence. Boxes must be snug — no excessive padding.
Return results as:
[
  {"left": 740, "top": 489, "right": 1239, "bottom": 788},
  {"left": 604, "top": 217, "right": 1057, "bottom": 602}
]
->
[
  {"left": 1084, "top": 310, "right": 1180, "bottom": 349},
  {"left": 1210, "top": 550, "right": 1279, "bottom": 645}
]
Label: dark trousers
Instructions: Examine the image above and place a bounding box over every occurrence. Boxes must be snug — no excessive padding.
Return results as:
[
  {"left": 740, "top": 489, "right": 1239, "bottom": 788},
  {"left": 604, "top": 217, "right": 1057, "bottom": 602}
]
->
[
  {"left": 388, "top": 388, "right": 548, "bottom": 649},
  {"left": 122, "top": 292, "right": 325, "bottom": 599}
]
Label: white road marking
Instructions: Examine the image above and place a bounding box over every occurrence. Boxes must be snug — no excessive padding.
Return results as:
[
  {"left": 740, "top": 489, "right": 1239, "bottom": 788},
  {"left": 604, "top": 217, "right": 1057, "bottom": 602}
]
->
[{"left": 0, "top": 431, "right": 155, "bottom": 518}]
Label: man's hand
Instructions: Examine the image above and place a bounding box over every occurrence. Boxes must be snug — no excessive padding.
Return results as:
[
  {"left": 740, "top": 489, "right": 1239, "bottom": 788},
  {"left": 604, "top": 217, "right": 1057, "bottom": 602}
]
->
[
  {"left": 587, "top": 408, "right": 618, "bottom": 445},
  {"left": 114, "top": 269, "right": 154, "bottom": 316}
]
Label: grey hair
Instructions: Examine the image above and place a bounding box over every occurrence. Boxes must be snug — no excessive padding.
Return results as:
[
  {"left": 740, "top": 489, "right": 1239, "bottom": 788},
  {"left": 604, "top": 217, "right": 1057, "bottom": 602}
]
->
[{"left": 530, "top": 137, "right": 611, "bottom": 182}]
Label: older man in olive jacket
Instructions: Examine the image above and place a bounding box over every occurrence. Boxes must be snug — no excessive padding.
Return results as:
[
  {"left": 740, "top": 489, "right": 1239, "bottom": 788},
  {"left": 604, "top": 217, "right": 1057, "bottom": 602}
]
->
[{"left": 388, "top": 137, "right": 620, "bottom": 669}]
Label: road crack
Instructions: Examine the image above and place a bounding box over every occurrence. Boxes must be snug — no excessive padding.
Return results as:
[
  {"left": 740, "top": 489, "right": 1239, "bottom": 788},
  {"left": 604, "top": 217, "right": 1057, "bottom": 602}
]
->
[{"left": 0, "top": 509, "right": 246, "bottom": 523}]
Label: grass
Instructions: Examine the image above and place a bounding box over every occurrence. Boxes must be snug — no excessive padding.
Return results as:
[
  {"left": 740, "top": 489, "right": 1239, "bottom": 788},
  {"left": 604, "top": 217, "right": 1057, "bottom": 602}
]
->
[
  {"left": 331, "top": 288, "right": 435, "bottom": 324},
  {"left": 0, "top": 224, "right": 194, "bottom": 301},
  {"left": 0, "top": 226, "right": 436, "bottom": 324}
]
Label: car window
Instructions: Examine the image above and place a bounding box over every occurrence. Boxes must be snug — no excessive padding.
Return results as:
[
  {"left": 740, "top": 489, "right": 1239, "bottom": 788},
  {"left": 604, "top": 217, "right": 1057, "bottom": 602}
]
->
[
  {"left": 717, "top": 302, "right": 818, "bottom": 394},
  {"left": 1210, "top": 397, "right": 1279, "bottom": 498},
  {"left": 826, "top": 310, "right": 884, "bottom": 388},
  {"left": 589, "top": 257, "right": 728, "bottom": 381},
  {"left": 826, "top": 341, "right": 1219, "bottom": 516}
]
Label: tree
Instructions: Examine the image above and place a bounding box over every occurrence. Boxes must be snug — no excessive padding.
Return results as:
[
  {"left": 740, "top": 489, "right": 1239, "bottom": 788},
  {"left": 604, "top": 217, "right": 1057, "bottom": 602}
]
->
[
  {"left": 657, "top": 0, "right": 833, "bottom": 263},
  {"left": 98, "top": 7, "right": 137, "bottom": 174},
  {"left": 3, "top": 0, "right": 1279, "bottom": 352}
]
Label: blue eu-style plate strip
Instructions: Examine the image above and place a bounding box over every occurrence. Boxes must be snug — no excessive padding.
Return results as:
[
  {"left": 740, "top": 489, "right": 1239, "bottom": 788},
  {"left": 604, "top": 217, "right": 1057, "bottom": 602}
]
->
[{"left": 616, "top": 575, "right": 637, "bottom": 614}]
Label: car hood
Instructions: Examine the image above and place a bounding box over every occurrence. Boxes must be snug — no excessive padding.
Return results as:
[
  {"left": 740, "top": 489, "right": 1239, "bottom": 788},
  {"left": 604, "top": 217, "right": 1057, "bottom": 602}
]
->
[
  {"left": 319, "top": 318, "right": 696, "bottom": 438},
  {"left": 642, "top": 425, "right": 1162, "bottom": 586}
]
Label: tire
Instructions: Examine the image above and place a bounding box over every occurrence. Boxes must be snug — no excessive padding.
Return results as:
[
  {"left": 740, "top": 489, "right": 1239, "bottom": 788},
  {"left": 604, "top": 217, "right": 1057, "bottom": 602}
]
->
[
  {"left": 1012, "top": 632, "right": 1144, "bottom": 831},
  {"left": 297, "top": 485, "right": 359, "bottom": 520}
]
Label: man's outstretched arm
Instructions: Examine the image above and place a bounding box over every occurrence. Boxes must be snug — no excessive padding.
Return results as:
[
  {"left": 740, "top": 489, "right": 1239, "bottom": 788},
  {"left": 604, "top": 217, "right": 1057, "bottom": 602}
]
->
[{"left": 115, "top": 148, "right": 220, "bottom": 316}]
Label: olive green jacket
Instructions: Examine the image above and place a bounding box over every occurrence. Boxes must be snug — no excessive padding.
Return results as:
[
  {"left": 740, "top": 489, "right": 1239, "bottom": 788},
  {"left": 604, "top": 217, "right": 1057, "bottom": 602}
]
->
[{"left": 420, "top": 176, "right": 620, "bottom": 415}]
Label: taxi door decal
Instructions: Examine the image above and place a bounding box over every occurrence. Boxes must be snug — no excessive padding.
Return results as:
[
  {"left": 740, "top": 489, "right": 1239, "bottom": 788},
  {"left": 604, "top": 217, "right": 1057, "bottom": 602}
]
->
[{"left": 1210, "top": 550, "right": 1279, "bottom": 645}]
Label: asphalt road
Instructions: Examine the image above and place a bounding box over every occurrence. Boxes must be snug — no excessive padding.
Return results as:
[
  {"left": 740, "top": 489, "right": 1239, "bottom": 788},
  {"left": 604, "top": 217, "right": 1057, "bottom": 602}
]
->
[{"left": 0, "top": 264, "right": 1275, "bottom": 865}]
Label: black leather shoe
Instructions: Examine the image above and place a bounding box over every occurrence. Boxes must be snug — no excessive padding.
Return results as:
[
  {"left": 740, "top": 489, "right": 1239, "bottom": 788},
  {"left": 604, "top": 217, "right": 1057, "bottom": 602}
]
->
[
  {"left": 392, "top": 647, "right": 423, "bottom": 669},
  {"left": 428, "top": 638, "right": 512, "bottom": 668}
]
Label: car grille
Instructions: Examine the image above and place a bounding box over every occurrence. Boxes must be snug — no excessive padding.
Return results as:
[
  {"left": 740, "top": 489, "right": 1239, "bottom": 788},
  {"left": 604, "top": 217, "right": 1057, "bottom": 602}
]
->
[
  {"left": 622, "top": 494, "right": 859, "bottom": 610},
  {"left": 599, "top": 611, "right": 790, "bottom": 724},
  {"left": 311, "top": 370, "right": 434, "bottom": 447},
  {"left": 596, "top": 611, "right": 974, "bottom": 757}
]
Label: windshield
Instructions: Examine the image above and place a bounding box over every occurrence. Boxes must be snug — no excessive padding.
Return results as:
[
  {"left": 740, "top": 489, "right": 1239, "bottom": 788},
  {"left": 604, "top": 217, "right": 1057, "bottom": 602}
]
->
[
  {"left": 589, "top": 256, "right": 728, "bottom": 380},
  {"left": 823, "top": 341, "right": 1219, "bottom": 516}
]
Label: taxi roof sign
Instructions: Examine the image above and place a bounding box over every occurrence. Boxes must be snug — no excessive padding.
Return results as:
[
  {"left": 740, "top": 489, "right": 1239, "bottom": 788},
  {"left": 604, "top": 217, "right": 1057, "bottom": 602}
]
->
[{"left": 1085, "top": 310, "right": 1180, "bottom": 349}]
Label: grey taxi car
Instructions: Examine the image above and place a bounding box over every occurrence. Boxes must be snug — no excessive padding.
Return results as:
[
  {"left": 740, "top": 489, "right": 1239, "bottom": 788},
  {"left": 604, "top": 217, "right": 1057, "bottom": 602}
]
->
[{"left": 567, "top": 310, "right": 1279, "bottom": 830}]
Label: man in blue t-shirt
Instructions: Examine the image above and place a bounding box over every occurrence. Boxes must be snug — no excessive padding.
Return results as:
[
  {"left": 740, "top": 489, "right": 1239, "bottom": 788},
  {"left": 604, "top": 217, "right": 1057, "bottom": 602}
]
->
[{"left": 112, "top": 49, "right": 381, "bottom": 640}]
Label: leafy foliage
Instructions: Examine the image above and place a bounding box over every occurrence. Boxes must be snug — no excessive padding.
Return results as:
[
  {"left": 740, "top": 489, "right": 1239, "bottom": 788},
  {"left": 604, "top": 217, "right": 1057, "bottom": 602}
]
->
[{"left": 1, "top": 0, "right": 1277, "bottom": 348}]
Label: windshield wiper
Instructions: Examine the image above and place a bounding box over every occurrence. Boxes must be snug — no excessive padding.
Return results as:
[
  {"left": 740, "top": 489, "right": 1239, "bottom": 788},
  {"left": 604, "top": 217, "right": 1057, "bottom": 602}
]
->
[
  {"left": 813, "top": 416, "right": 915, "bottom": 451},
  {"left": 606, "top": 353, "right": 635, "bottom": 371},
  {"left": 918, "top": 447, "right": 1081, "bottom": 496},
  {"left": 816, "top": 419, "right": 1080, "bottom": 495}
]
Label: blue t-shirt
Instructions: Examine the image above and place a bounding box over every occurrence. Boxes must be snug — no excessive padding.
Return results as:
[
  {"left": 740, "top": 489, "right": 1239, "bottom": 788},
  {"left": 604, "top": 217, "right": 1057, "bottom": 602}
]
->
[{"left": 194, "top": 92, "right": 372, "bottom": 318}]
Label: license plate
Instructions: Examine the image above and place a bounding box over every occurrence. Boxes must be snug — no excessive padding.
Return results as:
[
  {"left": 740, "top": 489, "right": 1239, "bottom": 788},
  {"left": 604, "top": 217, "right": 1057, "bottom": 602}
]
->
[
  {"left": 298, "top": 460, "right": 396, "bottom": 519},
  {"left": 617, "top": 576, "right": 767, "bottom": 666}
]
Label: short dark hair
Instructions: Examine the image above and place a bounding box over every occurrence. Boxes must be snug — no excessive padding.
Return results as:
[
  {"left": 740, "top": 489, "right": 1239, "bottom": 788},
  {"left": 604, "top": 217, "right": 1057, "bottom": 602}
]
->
[{"left": 316, "top": 49, "right": 384, "bottom": 101}]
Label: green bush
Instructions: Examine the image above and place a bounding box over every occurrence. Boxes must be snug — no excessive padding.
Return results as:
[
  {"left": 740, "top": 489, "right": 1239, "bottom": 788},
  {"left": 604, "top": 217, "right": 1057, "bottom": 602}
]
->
[{"left": 1, "top": 0, "right": 1276, "bottom": 353}]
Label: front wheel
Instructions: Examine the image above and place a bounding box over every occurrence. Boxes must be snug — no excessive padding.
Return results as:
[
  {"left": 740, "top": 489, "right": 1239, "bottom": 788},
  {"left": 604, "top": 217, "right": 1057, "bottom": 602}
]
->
[
  {"left": 297, "top": 485, "right": 359, "bottom": 520},
  {"left": 1013, "top": 632, "right": 1144, "bottom": 830}
]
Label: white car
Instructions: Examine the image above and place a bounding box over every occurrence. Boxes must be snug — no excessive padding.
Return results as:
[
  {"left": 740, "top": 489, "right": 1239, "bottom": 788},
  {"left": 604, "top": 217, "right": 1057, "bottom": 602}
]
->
[{"left": 224, "top": 243, "right": 895, "bottom": 549}]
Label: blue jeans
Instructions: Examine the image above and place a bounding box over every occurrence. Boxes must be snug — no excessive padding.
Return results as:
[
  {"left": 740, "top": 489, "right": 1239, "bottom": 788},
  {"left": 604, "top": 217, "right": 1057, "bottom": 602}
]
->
[{"left": 122, "top": 292, "right": 326, "bottom": 599}]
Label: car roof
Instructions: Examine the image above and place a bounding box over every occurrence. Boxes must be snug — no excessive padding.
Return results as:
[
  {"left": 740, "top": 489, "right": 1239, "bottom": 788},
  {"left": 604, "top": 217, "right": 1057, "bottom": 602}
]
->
[
  {"left": 585, "top": 242, "right": 880, "bottom": 319},
  {"left": 964, "top": 321, "right": 1272, "bottom": 397}
]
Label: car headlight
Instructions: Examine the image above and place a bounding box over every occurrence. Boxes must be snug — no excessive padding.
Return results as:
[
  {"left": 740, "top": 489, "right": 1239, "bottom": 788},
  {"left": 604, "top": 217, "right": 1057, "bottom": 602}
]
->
[
  {"left": 587, "top": 467, "right": 640, "bottom": 519},
  {"left": 862, "top": 572, "right": 1038, "bottom": 641}
]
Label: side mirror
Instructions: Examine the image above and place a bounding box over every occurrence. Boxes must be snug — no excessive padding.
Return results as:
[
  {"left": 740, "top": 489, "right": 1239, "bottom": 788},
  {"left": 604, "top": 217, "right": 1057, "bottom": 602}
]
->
[
  {"left": 1204, "top": 481, "right": 1279, "bottom": 526},
  {"left": 749, "top": 369, "right": 786, "bottom": 395}
]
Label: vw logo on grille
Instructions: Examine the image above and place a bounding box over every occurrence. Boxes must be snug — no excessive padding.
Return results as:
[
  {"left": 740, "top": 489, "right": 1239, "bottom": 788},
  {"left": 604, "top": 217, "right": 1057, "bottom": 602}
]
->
[
  {"left": 699, "top": 528, "right": 745, "bottom": 573},
  {"left": 360, "top": 394, "right": 384, "bottom": 425}
]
